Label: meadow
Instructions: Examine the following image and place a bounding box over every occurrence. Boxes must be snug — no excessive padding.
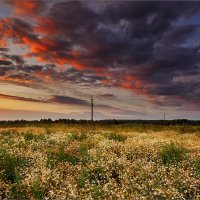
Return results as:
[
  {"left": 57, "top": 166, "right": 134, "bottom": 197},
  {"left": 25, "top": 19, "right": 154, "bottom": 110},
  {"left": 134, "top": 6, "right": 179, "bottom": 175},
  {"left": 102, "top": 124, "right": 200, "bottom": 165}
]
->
[{"left": 0, "top": 123, "right": 199, "bottom": 199}]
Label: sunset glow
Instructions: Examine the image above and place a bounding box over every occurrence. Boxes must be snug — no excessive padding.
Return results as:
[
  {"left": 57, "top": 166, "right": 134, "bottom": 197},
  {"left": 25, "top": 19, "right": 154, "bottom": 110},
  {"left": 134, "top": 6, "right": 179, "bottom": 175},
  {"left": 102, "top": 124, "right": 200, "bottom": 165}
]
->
[{"left": 0, "top": 1, "right": 200, "bottom": 120}]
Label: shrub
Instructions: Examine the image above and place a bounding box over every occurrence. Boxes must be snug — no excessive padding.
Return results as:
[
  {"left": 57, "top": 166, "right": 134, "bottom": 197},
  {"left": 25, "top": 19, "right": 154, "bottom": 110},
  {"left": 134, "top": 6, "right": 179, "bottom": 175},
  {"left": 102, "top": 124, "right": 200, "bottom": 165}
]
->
[
  {"left": 76, "top": 168, "right": 90, "bottom": 188},
  {"left": 0, "top": 149, "right": 27, "bottom": 183},
  {"left": 46, "top": 147, "right": 79, "bottom": 168},
  {"left": 151, "top": 125, "right": 165, "bottom": 132},
  {"left": 178, "top": 126, "right": 200, "bottom": 134},
  {"left": 194, "top": 158, "right": 200, "bottom": 175},
  {"left": 159, "top": 143, "right": 188, "bottom": 165},
  {"left": 107, "top": 132, "right": 127, "bottom": 142},
  {"left": 32, "top": 180, "right": 45, "bottom": 200},
  {"left": 76, "top": 167, "right": 108, "bottom": 188},
  {"left": 23, "top": 132, "right": 35, "bottom": 141},
  {"left": 23, "top": 132, "right": 45, "bottom": 142},
  {"left": 79, "top": 144, "right": 89, "bottom": 155},
  {"left": 9, "top": 183, "right": 29, "bottom": 199},
  {"left": 91, "top": 185, "right": 104, "bottom": 200},
  {"left": 1, "top": 130, "right": 16, "bottom": 137},
  {"left": 45, "top": 128, "right": 52, "bottom": 135},
  {"left": 89, "top": 167, "right": 108, "bottom": 185},
  {"left": 79, "top": 144, "right": 91, "bottom": 165},
  {"left": 69, "top": 132, "right": 88, "bottom": 141}
]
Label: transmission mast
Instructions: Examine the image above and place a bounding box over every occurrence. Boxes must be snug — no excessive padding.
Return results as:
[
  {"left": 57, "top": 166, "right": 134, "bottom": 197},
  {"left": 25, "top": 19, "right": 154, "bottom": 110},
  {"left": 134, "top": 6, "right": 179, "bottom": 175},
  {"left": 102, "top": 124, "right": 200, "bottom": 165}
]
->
[{"left": 91, "top": 96, "right": 94, "bottom": 121}]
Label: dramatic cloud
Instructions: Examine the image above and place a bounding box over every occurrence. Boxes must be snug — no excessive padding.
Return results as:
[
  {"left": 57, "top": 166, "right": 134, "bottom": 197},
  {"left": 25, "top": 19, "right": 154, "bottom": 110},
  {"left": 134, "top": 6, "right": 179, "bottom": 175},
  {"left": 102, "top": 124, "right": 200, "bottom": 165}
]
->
[
  {"left": 0, "top": 1, "right": 200, "bottom": 119},
  {"left": 0, "top": 93, "right": 43, "bottom": 102},
  {"left": 0, "top": 47, "right": 9, "bottom": 52},
  {"left": 6, "top": 0, "right": 46, "bottom": 17},
  {"left": 0, "top": 59, "right": 13, "bottom": 66},
  {"left": 50, "top": 95, "right": 89, "bottom": 106},
  {"left": 99, "top": 93, "right": 116, "bottom": 99}
]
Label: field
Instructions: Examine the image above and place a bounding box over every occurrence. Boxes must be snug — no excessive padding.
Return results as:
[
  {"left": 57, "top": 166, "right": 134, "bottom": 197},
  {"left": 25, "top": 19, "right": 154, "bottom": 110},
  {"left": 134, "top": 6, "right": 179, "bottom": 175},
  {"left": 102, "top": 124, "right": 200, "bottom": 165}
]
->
[{"left": 0, "top": 123, "right": 199, "bottom": 199}]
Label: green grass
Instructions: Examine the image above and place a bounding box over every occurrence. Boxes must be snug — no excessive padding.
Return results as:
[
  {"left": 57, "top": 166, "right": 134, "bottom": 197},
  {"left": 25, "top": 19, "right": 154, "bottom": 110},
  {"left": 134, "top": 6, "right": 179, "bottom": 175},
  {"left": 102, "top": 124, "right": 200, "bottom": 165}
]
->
[
  {"left": 194, "top": 158, "right": 200, "bottom": 175},
  {"left": 91, "top": 185, "right": 105, "bottom": 200},
  {"left": 0, "top": 149, "right": 27, "bottom": 183},
  {"left": 0, "top": 124, "right": 199, "bottom": 199},
  {"left": 0, "top": 130, "right": 17, "bottom": 137},
  {"left": 107, "top": 132, "right": 127, "bottom": 142},
  {"left": 76, "top": 166, "right": 108, "bottom": 188},
  {"left": 23, "top": 131, "right": 45, "bottom": 142},
  {"left": 79, "top": 143, "right": 91, "bottom": 165},
  {"left": 76, "top": 168, "right": 90, "bottom": 188},
  {"left": 89, "top": 167, "right": 108, "bottom": 185},
  {"left": 46, "top": 146, "right": 79, "bottom": 168},
  {"left": 69, "top": 132, "right": 88, "bottom": 141},
  {"left": 32, "top": 179, "right": 45, "bottom": 200},
  {"left": 9, "top": 183, "right": 29, "bottom": 199},
  {"left": 159, "top": 143, "right": 188, "bottom": 165}
]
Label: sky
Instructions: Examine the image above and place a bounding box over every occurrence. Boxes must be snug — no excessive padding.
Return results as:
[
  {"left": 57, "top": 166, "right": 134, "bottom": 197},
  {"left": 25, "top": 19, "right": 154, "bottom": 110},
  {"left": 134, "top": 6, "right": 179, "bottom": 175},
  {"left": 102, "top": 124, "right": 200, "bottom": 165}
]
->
[{"left": 0, "top": 0, "right": 200, "bottom": 120}]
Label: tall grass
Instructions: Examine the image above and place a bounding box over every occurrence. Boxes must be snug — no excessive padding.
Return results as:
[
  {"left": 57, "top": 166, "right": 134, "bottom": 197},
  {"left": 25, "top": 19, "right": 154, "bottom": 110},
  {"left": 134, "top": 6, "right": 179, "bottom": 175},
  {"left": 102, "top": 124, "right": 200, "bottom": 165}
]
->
[
  {"left": 159, "top": 143, "right": 188, "bottom": 165},
  {"left": 46, "top": 146, "right": 79, "bottom": 168},
  {"left": 0, "top": 149, "right": 27, "bottom": 183},
  {"left": 107, "top": 132, "right": 127, "bottom": 142}
]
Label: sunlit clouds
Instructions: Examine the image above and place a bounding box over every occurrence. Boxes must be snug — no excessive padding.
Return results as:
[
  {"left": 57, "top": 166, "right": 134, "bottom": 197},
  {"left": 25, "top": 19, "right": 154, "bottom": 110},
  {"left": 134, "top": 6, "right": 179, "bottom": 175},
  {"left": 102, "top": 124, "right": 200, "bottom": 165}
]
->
[{"left": 0, "top": 1, "right": 200, "bottom": 120}]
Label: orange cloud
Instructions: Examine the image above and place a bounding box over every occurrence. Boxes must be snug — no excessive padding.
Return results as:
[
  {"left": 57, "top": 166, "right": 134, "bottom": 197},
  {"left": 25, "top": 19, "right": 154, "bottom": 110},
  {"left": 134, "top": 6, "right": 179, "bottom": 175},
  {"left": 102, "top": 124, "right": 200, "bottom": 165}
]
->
[
  {"left": 35, "top": 72, "right": 53, "bottom": 83},
  {"left": 21, "top": 37, "right": 88, "bottom": 70},
  {"left": 35, "top": 17, "right": 58, "bottom": 35},
  {"left": 7, "top": 0, "right": 45, "bottom": 17},
  {"left": 0, "top": 76, "right": 33, "bottom": 85},
  {"left": 22, "top": 36, "right": 47, "bottom": 54},
  {"left": 0, "top": 9, "right": 167, "bottom": 107},
  {"left": 0, "top": 18, "right": 13, "bottom": 39},
  {"left": 1, "top": 17, "right": 149, "bottom": 98}
]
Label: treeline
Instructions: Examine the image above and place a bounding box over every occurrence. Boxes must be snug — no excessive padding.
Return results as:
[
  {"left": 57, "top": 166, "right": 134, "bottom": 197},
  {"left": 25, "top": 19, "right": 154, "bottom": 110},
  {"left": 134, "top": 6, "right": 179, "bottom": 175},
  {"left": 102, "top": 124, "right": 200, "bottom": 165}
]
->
[{"left": 0, "top": 118, "right": 199, "bottom": 127}]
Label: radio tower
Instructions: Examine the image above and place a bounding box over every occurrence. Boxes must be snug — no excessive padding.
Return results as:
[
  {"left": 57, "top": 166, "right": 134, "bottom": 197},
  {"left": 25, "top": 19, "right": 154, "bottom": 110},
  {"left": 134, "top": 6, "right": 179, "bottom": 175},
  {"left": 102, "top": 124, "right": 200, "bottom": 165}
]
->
[{"left": 91, "top": 96, "right": 94, "bottom": 121}]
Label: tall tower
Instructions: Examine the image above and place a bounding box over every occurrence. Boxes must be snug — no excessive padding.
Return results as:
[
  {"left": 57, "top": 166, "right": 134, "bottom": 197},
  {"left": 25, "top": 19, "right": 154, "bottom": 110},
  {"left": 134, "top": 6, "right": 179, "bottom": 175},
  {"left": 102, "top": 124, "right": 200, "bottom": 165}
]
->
[{"left": 91, "top": 96, "right": 94, "bottom": 121}]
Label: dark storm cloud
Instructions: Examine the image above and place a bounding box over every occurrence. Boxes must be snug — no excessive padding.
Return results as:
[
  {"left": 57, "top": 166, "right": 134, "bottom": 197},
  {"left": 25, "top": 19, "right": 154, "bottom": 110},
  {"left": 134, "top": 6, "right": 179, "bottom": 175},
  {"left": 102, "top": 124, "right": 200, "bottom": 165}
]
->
[
  {"left": 49, "top": 1, "right": 98, "bottom": 34},
  {"left": 3, "top": 54, "right": 25, "bottom": 65},
  {"left": 51, "top": 67, "right": 107, "bottom": 86},
  {"left": 4, "top": 17, "right": 35, "bottom": 38},
  {"left": 99, "top": 93, "right": 116, "bottom": 99},
  {"left": 50, "top": 95, "right": 89, "bottom": 106},
  {"left": 8, "top": 73, "right": 32, "bottom": 81},
  {"left": 0, "top": 60, "right": 13, "bottom": 66},
  {"left": 0, "top": 93, "right": 119, "bottom": 111},
  {"left": 22, "top": 65, "right": 44, "bottom": 72},
  {"left": 0, "top": 48, "right": 9, "bottom": 52},
  {"left": 1, "top": 1, "right": 200, "bottom": 109},
  {"left": 102, "top": 1, "right": 160, "bottom": 22},
  {"left": 0, "top": 47, "right": 25, "bottom": 65},
  {"left": 103, "top": 1, "right": 200, "bottom": 36},
  {"left": 0, "top": 93, "right": 44, "bottom": 102},
  {"left": 49, "top": 94, "right": 143, "bottom": 114},
  {"left": 0, "top": 91, "right": 148, "bottom": 116},
  {"left": 44, "top": 0, "right": 200, "bottom": 69},
  {"left": 0, "top": 66, "right": 14, "bottom": 76},
  {"left": 159, "top": 25, "right": 200, "bottom": 46},
  {"left": 50, "top": 95, "right": 111, "bottom": 109}
]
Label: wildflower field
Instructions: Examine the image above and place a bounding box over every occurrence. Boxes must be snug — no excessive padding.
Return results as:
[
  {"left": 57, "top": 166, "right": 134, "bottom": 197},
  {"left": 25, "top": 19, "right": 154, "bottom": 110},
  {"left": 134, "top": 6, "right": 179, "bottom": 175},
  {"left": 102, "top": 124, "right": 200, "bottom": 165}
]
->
[{"left": 0, "top": 123, "right": 199, "bottom": 199}]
